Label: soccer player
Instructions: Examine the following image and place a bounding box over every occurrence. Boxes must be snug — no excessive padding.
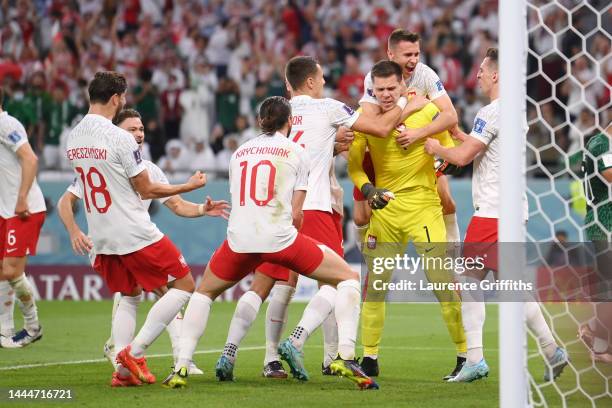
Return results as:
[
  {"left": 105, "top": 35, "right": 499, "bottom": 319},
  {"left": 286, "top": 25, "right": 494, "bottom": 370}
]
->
[
  {"left": 57, "top": 108, "right": 229, "bottom": 378},
  {"left": 357, "top": 29, "right": 466, "bottom": 378},
  {"left": 163, "top": 96, "right": 377, "bottom": 390},
  {"left": 0, "top": 87, "right": 45, "bottom": 348},
  {"left": 66, "top": 71, "right": 206, "bottom": 386},
  {"left": 349, "top": 60, "right": 465, "bottom": 380},
  {"left": 579, "top": 123, "right": 612, "bottom": 363},
  {"left": 424, "top": 47, "right": 569, "bottom": 382},
  {"left": 213, "top": 55, "right": 424, "bottom": 381}
]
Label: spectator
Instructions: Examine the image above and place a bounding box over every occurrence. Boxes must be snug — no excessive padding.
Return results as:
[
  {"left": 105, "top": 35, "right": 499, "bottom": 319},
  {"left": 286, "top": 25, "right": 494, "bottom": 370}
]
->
[
  {"left": 215, "top": 135, "right": 239, "bottom": 176},
  {"left": 336, "top": 53, "right": 364, "bottom": 106},
  {"left": 232, "top": 115, "right": 259, "bottom": 145},
  {"left": 160, "top": 74, "right": 183, "bottom": 140},
  {"left": 215, "top": 77, "right": 240, "bottom": 136},
  {"left": 189, "top": 139, "right": 217, "bottom": 174},
  {"left": 43, "top": 82, "right": 79, "bottom": 169},
  {"left": 157, "top": 139, "right": 191, "bottom": 174}
]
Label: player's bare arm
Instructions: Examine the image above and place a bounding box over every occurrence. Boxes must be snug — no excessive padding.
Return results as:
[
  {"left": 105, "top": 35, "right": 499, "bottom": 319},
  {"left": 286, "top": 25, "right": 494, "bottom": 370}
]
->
[
  {"left": 57, "top": 191, "right": 93, "bottom": 255},
  {"left": 359, "top": 94, "right": 430, "bottom": 138},
  {"left": 352, "top": 98, "right": 417, "bottom": 137},
  {"left": 334, "top": 126, "right": 354, "bottom": 155},
  {"left": 424, "top": 135, "right": 486, "bottom": 167},
  {"left": 291, "top": 190, "right": 306, "bottom": 230},
  {"left": 14, "top": 142, "right": 39, "bottom": 218},
  {"left": 164, "top": 195, "right": 230, "bottom": 219},
  {"left": 130, "top": 170, "right": 206, "bottom": 200},
  {"left": 396, "top": 94, "right": 458, "bottom": 148}
]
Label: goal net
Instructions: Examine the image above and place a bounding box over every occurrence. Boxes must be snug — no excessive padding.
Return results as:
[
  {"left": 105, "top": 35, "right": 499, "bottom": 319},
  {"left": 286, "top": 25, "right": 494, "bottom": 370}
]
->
[{"left": 524, "top": 0, "right": 611, "bottom": 406}]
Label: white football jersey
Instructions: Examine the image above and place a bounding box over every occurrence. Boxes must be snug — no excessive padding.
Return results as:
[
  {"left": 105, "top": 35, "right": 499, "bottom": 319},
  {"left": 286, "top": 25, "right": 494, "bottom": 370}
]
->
[
  {"left": 0, "top": 111, "right": 46, "bottom": 218},
  {"left": 469, "top": 99, "right": 528, "bottom": 220},
  {"left": 360, "top": 62, "right": 447, "bottom": 105},
  {"left": 66, "top": 114, "right": 163, "bottom": 255},
  {"left": 68, "top": 159, "right": 170, "bottom": 210},
  {"left": 227, "top": 132, "right": 309, "bottom": 253},
  {"left": 289, "top": 95, "right": 359, "bottom": 212}
]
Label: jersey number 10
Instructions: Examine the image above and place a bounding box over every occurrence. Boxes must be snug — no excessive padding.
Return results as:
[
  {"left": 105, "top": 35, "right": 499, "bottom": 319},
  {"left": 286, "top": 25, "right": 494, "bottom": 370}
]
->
[
  {"left": 75, "top": 166, "right": 112, "bottom": 213},
  {"left": 239, "top": 160, "right": 277, "bottom": 207}
]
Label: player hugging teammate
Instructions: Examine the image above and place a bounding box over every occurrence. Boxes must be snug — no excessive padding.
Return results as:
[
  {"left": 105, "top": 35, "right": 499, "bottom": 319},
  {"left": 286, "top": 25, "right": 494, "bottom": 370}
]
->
[{"left": 14, "top": 27, "right": 574, "bottom": 394}]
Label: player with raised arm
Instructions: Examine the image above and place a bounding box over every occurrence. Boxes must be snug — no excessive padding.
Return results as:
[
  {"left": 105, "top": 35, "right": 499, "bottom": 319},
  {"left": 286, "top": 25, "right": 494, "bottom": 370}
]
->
[
  {"left": 66, "top": 72, "right": 206, "bottom": 387},
  {"left": 0, "top": 87, "right": 45, "bottom": 348},
  {"left": 357, "top": 29, "right": 465, "bottom": 378},
  {"left": 163, "top": 96, "right": 377, "bottom": 390},
  {"left": 57, "top": 108, "right": 229, "bottom": 380},
  {"left": 424, "top": 48, "right": 569, "bottom": 382},
  {"left": 349, "top": 60, "right": 465, "bottom": 380},
  {"left": 213, "top": 55, "right": 421, "bottom": 382}
]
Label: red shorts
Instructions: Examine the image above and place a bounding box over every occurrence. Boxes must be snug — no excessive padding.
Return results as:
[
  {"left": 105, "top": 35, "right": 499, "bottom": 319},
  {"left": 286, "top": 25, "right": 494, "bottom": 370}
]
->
[
  {"left": 257, "top": 210, "right": 343, "bottom": 281},
  {"left": 0, "top": 212, "right": 46, "bottom": 260},
  {"left": 463, "top": 216, "right": 498, "bottom": 271},
  {"left": 93, "top": 236, "right": 190, "bottom": 294},
  {"left": 353, "top": 151, "right": 376, "bottom": 201},
  {"left": 210, "top": 233, "right": 324, "bottom": 282}
]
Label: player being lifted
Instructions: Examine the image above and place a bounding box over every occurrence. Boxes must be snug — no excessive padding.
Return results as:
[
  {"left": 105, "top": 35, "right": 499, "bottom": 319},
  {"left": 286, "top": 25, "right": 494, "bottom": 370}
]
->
[
  {"left": 163, "top": 96, "right": 377, "bottom": 390},
  {"left": 66, "top": 72, "right": 206, "bottom": 386},
  {"left": 57, "top": 108, "right": 229, "bottom": 381},
  {"left": 424, "top": 47, "right": 569, "bottom": 382},
  {"left": 356, "top": 29, "right": 466, "bottom": 378},
  {"left": 213, "top": 55, "right": 424, "bottom": 381},
  {"left": 0, "top": 86, "right": 45, "bottom": 348},
  {"left": 349, "top": 60, "right": 465, "bottom": 380}
]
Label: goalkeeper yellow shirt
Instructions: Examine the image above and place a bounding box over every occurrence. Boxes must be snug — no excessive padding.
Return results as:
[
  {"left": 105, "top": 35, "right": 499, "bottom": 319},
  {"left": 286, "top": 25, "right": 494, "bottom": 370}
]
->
[{"left": 348, "top": 102, "right": 454, "bottom": 194}]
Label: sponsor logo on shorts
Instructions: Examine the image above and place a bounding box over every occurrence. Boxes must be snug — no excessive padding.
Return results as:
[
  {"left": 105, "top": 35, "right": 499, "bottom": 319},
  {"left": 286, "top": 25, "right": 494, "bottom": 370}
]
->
[
  {"left": 473, "top": 118, "right": 486, "bottom": 134},
  {"left": 6, "top": 248, "right": 18, "bottom": 253},
  {"left": 8, "top": 131, "right": 22, "bottom": 144},
  {"left": 367, "top": 234, "right": 377, "bottom": 250}
]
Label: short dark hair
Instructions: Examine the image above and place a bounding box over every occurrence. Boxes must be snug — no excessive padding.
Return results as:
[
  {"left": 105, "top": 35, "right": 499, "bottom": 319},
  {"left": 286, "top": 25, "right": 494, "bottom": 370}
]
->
[
  {"left": 485, "top": 47, "right": 498, "bottom": 67},
  {"left": 371, "top": 60, "right": 403, "bottom": 82},
  {"left": 258, "top": 96, "right": 291, "bottom": 135},
  {"left": 88, "top": 71, "right": 127, "bottom": 104},
  {"left": 113, "top": 108, "right": 141, "bottom": 126},
  {"left": 285, "top": 56, "right": 319, "bottom": 91},
  {"left": 388, "top": 29, "right": 420, "bottom": 49}
]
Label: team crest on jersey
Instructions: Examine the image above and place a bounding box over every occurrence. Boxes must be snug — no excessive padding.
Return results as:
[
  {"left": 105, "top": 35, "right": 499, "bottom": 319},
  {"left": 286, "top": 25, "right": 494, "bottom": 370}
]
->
[
  {"left": 133, "top": 149, "right": 142, "bottom": 164},
  {"left": 8, "top": 131, "right": 21, "bottom": 144},
  {"left": 367, "top": 88, "right": 374, "bottom": 97},
  {"left": 435, "top": 80, "right": 444, "bottom": 91},
  {"left": 473, "top": 118, "right": 486, "bottom": 134},
  {"left": 367, "top": 234, "right": 377, "bottom": 250},
  {"left": 342, "top": 104, "right": 355, "bottom": 115}
]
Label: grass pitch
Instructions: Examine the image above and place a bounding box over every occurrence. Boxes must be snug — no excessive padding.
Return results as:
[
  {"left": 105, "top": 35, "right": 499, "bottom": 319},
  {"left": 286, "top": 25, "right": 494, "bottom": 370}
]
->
[{"left": 0, "top": 301, "right": 608, "bottom": 407}]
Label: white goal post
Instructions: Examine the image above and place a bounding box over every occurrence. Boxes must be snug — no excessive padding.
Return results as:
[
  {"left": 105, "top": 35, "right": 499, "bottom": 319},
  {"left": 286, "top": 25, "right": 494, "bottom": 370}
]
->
[{"left": 499, "top": 0, "right": 528, "bottom": 407}]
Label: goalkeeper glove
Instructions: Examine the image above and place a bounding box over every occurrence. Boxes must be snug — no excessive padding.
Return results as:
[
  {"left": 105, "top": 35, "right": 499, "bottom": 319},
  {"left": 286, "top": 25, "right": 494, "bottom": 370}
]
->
[
  {"left": 361, "top": 183, "right": 395, "bottom": 210},
  {"left": 434, "top": 157, "right": 462, "bottom": 177}
]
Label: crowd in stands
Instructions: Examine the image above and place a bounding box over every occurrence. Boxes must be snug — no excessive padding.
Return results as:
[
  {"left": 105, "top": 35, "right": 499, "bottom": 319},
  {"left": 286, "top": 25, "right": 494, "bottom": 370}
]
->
[{"left": 0, "top": 0, "right": 609, "bottom": 178}]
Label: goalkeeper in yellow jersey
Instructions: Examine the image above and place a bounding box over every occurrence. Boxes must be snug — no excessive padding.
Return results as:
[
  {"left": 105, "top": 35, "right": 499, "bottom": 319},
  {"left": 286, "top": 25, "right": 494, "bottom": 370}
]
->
[{"left": 348, "top": 60, "right": 466, "bottom": 380}]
